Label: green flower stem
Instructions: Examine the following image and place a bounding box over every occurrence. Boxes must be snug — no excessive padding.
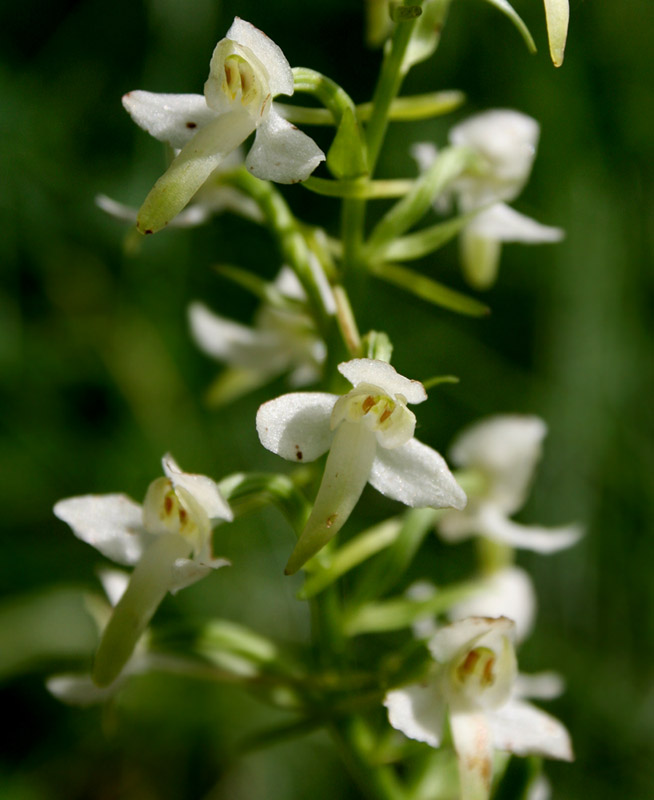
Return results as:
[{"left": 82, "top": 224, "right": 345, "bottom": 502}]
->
[
  {"left": 276, "top": 90, "right": 464, "bottom": 126},
  {"left": 365, "top": 7, "right": 420, "bottom": 172},
  {"left": 221, "top": 170, "right": 333, "bottom": 338},
  {"left": 291, "top": 68, "right": 360, "bottom": 126},
  {"left": 303, "top": 176, "right": 416, "bottom": 199},
  {"left": 476, "top": 536, "right": 515, "bottom": 574},
  {"left": 330, "top": 716, "right": 407, "bottom": 800}
]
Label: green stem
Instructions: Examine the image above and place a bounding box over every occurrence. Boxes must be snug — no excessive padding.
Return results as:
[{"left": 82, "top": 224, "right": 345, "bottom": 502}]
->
[{"left": 221, "top": 170, "right": 333, "bottom": 339}]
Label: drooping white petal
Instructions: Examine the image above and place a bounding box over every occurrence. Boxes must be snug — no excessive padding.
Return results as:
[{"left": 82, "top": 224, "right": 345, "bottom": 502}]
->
[
  {"left": 256, "top": 391, "right": 336, "bottom": 463},
  {"left": 245, "top": 109, "right": 326, "bottom": 184},
  {"left": 450, "top": 415, "right": 547, "bottom": 515},
  {"left": 515, "top": 671, "right": 565, "bottom": 701},
  {"left": 169, "top": 555, "right": 231, "bottom": 594},
  {"left": 410, "top": 141, "right": 438, "bottom": 173},
  {"left": 543, "top": 0, "right": 569, "bottom": 67},
  {"left": 476, "top": 505, "right": 583, "bottom": 554},
  {"left": 449, "top": 566, "right": 536, "bottom": 643},
  {"left": 53, "top": 494, "right": 147, "bottom": 566},
  {"left": 338, "top": 358, "right": 427, "bottom": 404},
  {"left": 450, "top": 710, "right": 495, "bottom": 800},
  {"left": 162, "top": 454, "right": 233, "bottom": 522},
  {"left": 226, "top": 18, "right": 294, "bottom": 97},
  {"left": 285, "top": 422, "right": 377, "bottom": 574},
  {"left": 468, "top": 204, "right": 564, "bottom": 243},
  {"left": 428, "top": 617, "right": 515, "bottom": 664},
  {"left": 189, "top": 302, "right": 290, "bottom": 372},
  {"left": 137, "top": 109, "right": 255, "bottom": 234},
  {"left": 384, "top": 681, "right": 446, "bottom": 748},
  {"left": 369, "top": 438, "right": 467, "bottom": 510},
  {"left": 487, "top": 699, "right": 573, "bottom": 761},
  {"left": 122, "top": 91, "right": 217, "bottom": 149},
  {"left": 93, "top": 533, "right": 190, "bottom": 687}
]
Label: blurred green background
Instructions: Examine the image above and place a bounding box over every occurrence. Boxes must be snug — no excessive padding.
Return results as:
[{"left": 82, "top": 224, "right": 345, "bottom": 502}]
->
[{"left": 1, "top": 0, "right": 652, "bottom": 798}]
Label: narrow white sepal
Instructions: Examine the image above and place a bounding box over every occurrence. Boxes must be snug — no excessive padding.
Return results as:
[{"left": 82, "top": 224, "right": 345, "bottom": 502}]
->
[
  {"left": 226, "top": 18, "right": 294, "bottom": 97},
  {"left": 476, "top": 506, "right": 583, "bottom": 553},
  {"left": 469, "top": 204, "right": 564, "bottom": 243}
]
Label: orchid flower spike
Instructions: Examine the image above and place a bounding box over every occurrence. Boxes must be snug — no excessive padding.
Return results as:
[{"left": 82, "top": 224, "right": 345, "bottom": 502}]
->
[
  {"left": 189, "top": 267, "right": 326, "bottom": 406},
  {"left": 384, "top": 617, "right": 573, "bottom": 800},
  {"left": 123, "top": 18, "right": 325, "bottom": 234},
  {"left": 257, "top": 358, "right": 466, "bottom": 574},
  {"left": 413, "top": 110, "right": 563, "bottom": 290},
  {"left": 438, "top": 415, "right": 582, "bottom": 553},
  {"left": 54, "top": 455, "right": 232, "bottom": 687}
]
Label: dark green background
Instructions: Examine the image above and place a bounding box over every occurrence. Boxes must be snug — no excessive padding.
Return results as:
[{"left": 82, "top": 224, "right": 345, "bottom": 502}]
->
[{"left": 1, "top": 1, "right": 652, "bottom": 798}]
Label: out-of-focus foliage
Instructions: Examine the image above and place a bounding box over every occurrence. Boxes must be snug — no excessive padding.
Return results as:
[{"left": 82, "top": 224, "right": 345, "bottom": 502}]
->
[{"left": 0, "top": 1, "right": 652, "bottom": 798}]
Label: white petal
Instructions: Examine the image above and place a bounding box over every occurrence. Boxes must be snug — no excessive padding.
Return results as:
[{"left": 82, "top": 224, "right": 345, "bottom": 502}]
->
[
  {"left": 449, "top": 566, "right": 536, "bottom": 643},
  {"left": 246, "top": 110, "right": 325, "bottom": 184},
  {"left": 137, "top": 109, "right": 255, "bottom": 234},
  {"left": 369, "top": 438, "right": 467, "bottom": 510},
  {"left": 450, "top": 710, "right": 495, "bottom": 800},
  {"left": 450, "top": 110, "right": 539, "bottom": 189},
  {"left": 46, "top": 672, "right": 127, "bottom": 706},
  {"left": 515, "top": 671, "right": 565, "bottom": 701},
  {"left": 450, "top": 415, "right": 547, "bottom": 514},
  {"left": 487, "top": 699, "right": 573, "bottom": 761},
  {"left": 468, "top": 204, "right": 564, "bottom": 243},
  {"left": 53, "top": 494, "right": 146, "bottom": 566},
  {"left": 169, "top": 555, "right": 231, "bottom": 594},
  {"left": 97, "top": 569, "right": 131, "bottom": 607},
  {"left": 188, "top": 302, "right": 290, "bottom": 372},
  {"left": 122, "top": 91, "right": 217, "bottom": 149},
  {"left": 256, "top": 391, "right": 336, "bottom": 462},
  {"left": 162, "top": 454, "right": 233, "bottom": 522},
  {"left": 476, "top": 506, "right": 583, "bottom": 554},
  {"left": 384, "top": 682, "right": 446, "bottom": 748},
  {"left": 95, "top": 194, "right": 138, "bottom": 223},
  {"left": 338, "top": 359, "right": 427, "bottom": 404},
  {"left": 226, "top": 18, "right": 294, "bottom": 97},
  {"left": 428, "top": 617, "right": 515, "bottom": 664},
  {"left": 410, "top": 141, "right": 438, "bottom": 173},
  {"left": 273, "top": 265, "right": 306, "bottom": 300}
]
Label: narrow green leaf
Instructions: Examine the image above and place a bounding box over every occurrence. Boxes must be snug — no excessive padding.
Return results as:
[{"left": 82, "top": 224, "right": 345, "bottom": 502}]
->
[
  {"left": 422, "top": 374, "right": 460, "bottom": 390},
  {"left": 377, "top": 213, "right": 474, "bottom": 262},
  {"left": 369, "top": 262, "right": 490, "bottom": 317},
  {"left": 298, "top": 517, "right": 403, "bottom": 599},
  {"left": 482, "top": 0, "right": 537, "bottom": 54},
  {"left": 327, "top": 106, "right": 369, "bottom": 179},
  {"left": 343, "top": 581, "right": 480, "bottom": 636}
]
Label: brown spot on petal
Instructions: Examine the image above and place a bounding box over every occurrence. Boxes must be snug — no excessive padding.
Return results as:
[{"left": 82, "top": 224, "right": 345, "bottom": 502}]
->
[
  {"left": 164, "top": 495, "right": 174, "bottom": 514},
  {"left": 186, "top": 121, "right": 197, "bottom": 129},
  {"left": 325, "top": 514, "right": 337, "bottom": 528}
]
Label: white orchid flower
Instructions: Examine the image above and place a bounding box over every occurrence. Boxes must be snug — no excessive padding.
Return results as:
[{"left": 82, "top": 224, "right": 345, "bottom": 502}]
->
[
  {"left": 413, "top": 111, "right": 563, "bottom": 289},
  {"left": 53, "top": 454, "right": 232, "bottom": 686},
  {"left": 256, "top": 358, "right": 466, "bottom": 574},
  {"left": 189, "top": 267, "right": 326, "bottom": 405},
  {"left": 438, "top": 415, "right": 582, "bottom": 553},
  {"left": 384, "top": 617, "right": 573, "bottom": 800},
  {"left": 123, "top": 18, "right": 325, "bottom": 234}
]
